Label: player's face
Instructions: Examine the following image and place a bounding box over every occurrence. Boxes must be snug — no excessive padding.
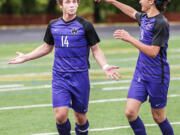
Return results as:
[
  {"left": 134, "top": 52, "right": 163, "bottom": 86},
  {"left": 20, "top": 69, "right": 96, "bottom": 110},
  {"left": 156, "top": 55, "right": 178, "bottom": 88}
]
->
[
  {"left": 60, "top": 0, "right": 78, "bottom": 16},
  {"left": 139, "top": 0, "right": 152, "bottom": 12}
]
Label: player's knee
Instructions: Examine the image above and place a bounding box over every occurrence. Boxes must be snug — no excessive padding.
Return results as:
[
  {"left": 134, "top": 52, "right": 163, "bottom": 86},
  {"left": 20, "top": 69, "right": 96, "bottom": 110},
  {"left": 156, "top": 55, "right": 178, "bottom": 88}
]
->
[
  {"left": 125, "top": 109, "right": 137, "bottom": 120},
  {"left": 55, "top": 112, "right": 68, "bottom": 124},
  {"left": 74, "top": 113, "right": 87, "bottom": 125},
  {"left": 152, "top": 113, "right": 166, "bottom": 124}
]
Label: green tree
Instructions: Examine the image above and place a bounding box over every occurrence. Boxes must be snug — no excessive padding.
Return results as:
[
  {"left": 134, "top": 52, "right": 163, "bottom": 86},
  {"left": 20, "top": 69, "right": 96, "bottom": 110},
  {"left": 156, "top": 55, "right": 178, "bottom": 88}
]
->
[
  {"left": 94, "top": 2, "right": 101, "bottom": 22},
  {"left": 21, "top": 0, "right": 36, "bottom": 14},
  {"left": 46, "top": 0, "right": 58, "bottom": 14},
  {"left": 1, "top": 0, "right": 13, "bottom": 14}
]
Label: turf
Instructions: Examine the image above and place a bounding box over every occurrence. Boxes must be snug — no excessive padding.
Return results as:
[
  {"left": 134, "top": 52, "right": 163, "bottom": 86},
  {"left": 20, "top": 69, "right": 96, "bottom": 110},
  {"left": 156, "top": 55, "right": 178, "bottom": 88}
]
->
[{"left": 0, "top": 37, "right": 180, "bottom": 135}]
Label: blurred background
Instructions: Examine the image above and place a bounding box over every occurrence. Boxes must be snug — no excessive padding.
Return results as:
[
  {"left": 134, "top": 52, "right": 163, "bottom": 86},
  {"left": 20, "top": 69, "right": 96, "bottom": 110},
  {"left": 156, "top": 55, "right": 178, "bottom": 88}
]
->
[
  {"left": 0, "top": 0, "right": 180, "bottom": 25},
  {"left": 0, "top": 0, "right": 180, "bottom": 43},
  {"left": 0, "top": 1, "right": 180, "bottom": 135}
]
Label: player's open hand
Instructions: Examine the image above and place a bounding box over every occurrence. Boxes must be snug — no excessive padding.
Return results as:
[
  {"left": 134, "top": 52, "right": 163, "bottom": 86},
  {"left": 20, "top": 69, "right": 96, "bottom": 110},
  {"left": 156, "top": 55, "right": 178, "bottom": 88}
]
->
[
  {"left": 113, "top": 29, "right": 132, "bottom": 42},
  {"left": 8, "top": 52, "right": 27, "bottom": 64},
  {"left": 104, "top": 65, "right": 120, "bottom": 80}
]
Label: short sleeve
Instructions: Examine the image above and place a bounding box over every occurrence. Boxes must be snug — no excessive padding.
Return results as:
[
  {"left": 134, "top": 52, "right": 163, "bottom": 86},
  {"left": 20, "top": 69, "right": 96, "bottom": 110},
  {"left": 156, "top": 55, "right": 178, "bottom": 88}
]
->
[
  {"left": 152, "top": 21, "right": 169, "bottom": 47},
  {"left": 44, "top": 23, "right": 54, "bottom": 45},
  {"left": 135, "top": 12, "right": 145, "bottom": 26},
  {"left": 84, "top": 22, "right": 100, "bottom": 46}
]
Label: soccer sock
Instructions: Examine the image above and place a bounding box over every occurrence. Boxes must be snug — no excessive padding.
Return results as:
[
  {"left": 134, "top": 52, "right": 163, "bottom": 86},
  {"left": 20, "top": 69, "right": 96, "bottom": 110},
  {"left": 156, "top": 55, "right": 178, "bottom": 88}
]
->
[
  {"left": 75, "top": 120, "right": 89, "bottom": 135},
  {"left": 56, "top": 119, "right": 71, "bottom": 135},
  {"left": 129, "top": 116, "right": 147, "bottom": 135},
  {"left": 158, "top": 118, "right": 174, "bottom": 135}
]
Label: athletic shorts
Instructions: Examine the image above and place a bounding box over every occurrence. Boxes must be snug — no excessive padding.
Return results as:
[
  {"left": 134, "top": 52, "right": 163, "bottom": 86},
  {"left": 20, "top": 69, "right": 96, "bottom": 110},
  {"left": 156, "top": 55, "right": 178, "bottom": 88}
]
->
[
  {"left": 127, "top": 76, "right": 169, "bottom": 108},
  {"left": 52, "top": 70, "right": 90, "bottom": 114}
]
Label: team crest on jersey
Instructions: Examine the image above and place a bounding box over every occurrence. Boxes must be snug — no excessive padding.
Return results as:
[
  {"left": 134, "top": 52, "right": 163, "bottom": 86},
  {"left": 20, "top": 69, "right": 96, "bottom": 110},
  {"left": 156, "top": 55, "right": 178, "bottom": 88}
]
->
[
  {"left": 146, "top": 22, "right": 152, "bottom": 30},
  {"left": 71, "top": 27, "right": 79, "bottom": 35}
]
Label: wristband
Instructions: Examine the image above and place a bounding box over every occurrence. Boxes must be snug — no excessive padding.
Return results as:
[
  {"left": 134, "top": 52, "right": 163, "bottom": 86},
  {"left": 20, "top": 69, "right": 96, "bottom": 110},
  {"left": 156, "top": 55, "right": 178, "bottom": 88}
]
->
[{"left": 102, "top": 64, "right": 109, "bottom": 70}]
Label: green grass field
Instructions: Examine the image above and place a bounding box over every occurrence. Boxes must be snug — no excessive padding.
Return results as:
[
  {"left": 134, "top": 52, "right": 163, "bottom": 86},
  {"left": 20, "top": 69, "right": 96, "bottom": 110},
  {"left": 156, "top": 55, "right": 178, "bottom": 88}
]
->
[{"left": 0, "top": 36, "right": 180, "bottom": 135}]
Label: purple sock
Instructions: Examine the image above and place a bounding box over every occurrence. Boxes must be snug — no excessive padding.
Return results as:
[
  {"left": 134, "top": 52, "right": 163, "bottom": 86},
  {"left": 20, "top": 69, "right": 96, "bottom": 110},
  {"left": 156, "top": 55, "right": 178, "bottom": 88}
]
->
[
  {"left": 158, "top": 118, "right": 174, "bottom": 135},
  {"left": 75, "top": 120, "right": 89, "bottom": 135},
  {"left": 129, "top": 116, "right": 147, "bottom": 135},
  {"left": 56, "top": 119, "right": 71, "bottom": 135}
]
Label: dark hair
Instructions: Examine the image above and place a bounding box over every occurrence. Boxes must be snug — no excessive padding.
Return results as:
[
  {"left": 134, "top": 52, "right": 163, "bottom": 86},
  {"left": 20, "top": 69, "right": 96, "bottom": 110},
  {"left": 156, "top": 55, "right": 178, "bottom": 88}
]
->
[
  {"left": 155, "top": 0, "right": 171, "bottom": 12},
  {"left": 56, "top": 0, "right": 80, "bottom": 5}
]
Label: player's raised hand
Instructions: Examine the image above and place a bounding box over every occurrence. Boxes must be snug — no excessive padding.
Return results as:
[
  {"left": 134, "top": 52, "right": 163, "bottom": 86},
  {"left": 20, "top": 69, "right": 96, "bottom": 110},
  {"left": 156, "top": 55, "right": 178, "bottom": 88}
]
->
[
  {"left": 8, "top": 52, "right": 28, "bottom": 64},
  {"left": 103, "top": 65, "right": 120, "bottom": 80},
  {"left": 113, "top": 29, "right": 132, "bottom": 42}
]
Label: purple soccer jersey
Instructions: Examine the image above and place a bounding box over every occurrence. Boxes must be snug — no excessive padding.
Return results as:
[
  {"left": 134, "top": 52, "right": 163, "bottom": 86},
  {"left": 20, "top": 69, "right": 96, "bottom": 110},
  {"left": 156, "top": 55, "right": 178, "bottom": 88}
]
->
[
  {"left": 135, "top": 13, "right": 170, "bottom": 83},
  {"left": 44, "top": 16, "right": 100, "bottom": 72},
  {"left": 43, "top": 16, "right": 100, "bottom": 112},
  {"left": 128, "top": 13, "right": 170, "bottom": 108}
]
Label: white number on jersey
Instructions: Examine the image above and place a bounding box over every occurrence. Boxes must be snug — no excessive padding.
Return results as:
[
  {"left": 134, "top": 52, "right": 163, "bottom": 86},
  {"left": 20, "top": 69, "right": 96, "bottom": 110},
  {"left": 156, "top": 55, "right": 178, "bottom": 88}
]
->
[
  {"left": 140, "top": 29, "right": 144, "bottom": 40},
  {"left": 61, "top": 36, "right": 69, "bottom": 47}
]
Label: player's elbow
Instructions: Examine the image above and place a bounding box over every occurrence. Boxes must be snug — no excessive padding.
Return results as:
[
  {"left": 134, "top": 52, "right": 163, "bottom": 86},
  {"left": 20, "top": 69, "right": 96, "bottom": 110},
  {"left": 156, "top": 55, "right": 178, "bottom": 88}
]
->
[
  {"left": 150, "top": 47, "right": 159, "bottom": 58},
  {"left": 150, "top": 53, "right": 158, "bottom": 58}
]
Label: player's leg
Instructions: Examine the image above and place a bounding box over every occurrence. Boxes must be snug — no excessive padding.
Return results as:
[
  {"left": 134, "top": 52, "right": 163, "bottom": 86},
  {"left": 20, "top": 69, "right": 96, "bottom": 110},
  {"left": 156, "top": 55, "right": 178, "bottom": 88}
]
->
[
  {"left": 126, "top": 77, "right": 148, "bottom": 135},
  {"left": 126, "top": 99, "right": 147, "bottom": 135},
  {"left": 71, "top": 71, "right": 90, "bottom": 135},
  {"left": 54, "top": 107, "right": 71, "bottom": 135},
  {"left": 74, "top": 112, "right": 89, "bottom": 135},
  {"left": 52, "top": 71, "right": 72, "bottom": 135},
  {"left": 151, "top": 108, "right": 174, "bottom": 135},
  {"left": 148, "top": 82, "right": 174, "bottom": 135}
]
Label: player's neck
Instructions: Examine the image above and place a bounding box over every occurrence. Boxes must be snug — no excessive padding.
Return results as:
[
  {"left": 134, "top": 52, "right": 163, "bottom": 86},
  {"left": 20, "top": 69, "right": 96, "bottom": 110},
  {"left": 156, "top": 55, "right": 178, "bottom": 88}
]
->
[
  {"left": 63, "top": 14, "right": 77, "bottom": 22},
  {"left": 146, "top": 6, "right": 160, "bottom": 18}
]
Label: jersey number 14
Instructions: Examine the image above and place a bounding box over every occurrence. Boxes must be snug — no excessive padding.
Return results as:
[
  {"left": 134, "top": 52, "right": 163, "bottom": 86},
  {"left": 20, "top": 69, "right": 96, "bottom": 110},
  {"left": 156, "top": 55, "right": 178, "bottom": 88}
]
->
[{"left": 61, "top": 36, "right": 69, "bottom": 47}]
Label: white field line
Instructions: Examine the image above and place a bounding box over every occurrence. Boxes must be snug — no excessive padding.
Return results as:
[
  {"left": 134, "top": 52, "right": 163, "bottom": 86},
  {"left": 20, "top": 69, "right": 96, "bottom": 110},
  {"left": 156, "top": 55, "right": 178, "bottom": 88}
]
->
[
  {"left": 0, "top": 72, "right": 51, "bottom": 77},
  {"left": 90, "top": 55, "right": 180, "bottom": 63},
  {"left": 1, "top": 54, "right": 180, "bottom": 69},
  {"left": 168, "top": 48, "right": 180, "bottom": 53},
  {"left": 1, "top": 77, "right": 180, "bottom": 92},
  {"left": 90, "top": 58, "right": 137, "bottom": 63},
  {"left": 32, "top": 122, "right": 180, "bottom": 135},
  {"left": 0, "top": 98, "right": 127, "bottom": 111},
  {"left": 0, "top": 84, "right": 24, "bottom": 88},
  {"left": 0, "top": 80, "right": 131, "bottom": 92},
  {"left": 91, "top": 80, "right": 131, "bottom": 85},
  {"left": 171, "top": 77, "right": 180, "bottom": 81},
  {"left": 102, "top": 86, "right": 129, "bottom": 91},
  {"left": 0, "top": 85, "right": 51, "bottom": 92},
  {"left": 1, "top": 64, "right": 180, "bottom": 77},
  {"left": 101, "top": 77, "right": 180, "bottom": 91},
  {"left": 0, "top": 94, "right": 179, "bottom": 111}
]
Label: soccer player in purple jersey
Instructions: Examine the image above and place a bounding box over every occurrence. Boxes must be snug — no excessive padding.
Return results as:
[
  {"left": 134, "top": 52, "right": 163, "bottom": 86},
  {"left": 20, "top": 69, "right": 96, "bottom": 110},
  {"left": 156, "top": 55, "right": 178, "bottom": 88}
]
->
[
  {"left": 95, "top": 0, "right": 173, "bottom": 134},
  {"left": 8, "top": 0, "right": 120, "bottom": 135}
]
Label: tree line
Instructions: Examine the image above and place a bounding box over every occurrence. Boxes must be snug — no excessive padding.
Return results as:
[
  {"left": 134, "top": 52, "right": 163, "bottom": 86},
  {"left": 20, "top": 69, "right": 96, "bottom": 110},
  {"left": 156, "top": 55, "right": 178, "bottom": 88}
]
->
[{"left": 0, "top": 0, "right": 179, "bottom": 22}]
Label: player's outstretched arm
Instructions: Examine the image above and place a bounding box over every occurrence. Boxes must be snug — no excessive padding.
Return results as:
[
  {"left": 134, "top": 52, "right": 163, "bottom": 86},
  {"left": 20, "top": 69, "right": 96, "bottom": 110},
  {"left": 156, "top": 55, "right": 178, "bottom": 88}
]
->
[
  {"left": 91, "top": 44, "right": 120, "bottom": 80},
  {"left": 9, "top": 43, "right": 54, "bottom": 64},
  {"left": 94, "top": 0, "right": 137, "bottom": 19},
  {"left": 113, "top": 29, "right": 160, "bottom": 58}
]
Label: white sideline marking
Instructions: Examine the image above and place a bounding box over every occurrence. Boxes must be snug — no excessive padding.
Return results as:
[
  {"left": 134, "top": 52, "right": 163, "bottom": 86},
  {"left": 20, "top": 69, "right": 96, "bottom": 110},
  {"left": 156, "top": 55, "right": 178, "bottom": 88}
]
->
[
  {"left": 1, "top": 64, "right": 180, "bottom": 77},
  {"left": 1, "top": 77, "right": 180, "bottom": 92},
  {"left": 0, "top": 80, "right": 131, "bottom": 92},
  {"left": 0, "top": 85, "right": 51, "bottom": 92},
  {"left": 0, "top": 104, "right": 52, "bottom": 110},
  {"left": 0, "top": 84, "right": 24, "bottom": 88},
  {"left": 102, "top": 86, "right": 129, "bottom": 91},
  {"left": 171, "top": 77, "right": 180, "bottom": 80},
  {"left": 91, "top": 80, "right": 131, "bottom": 85},
  {"left": 0, "top": 79, "right": 131, "bottom": 92},
  {"left": 0, "top": 98, "right": 126, "bottom": 111},
  {"left": 32, "top": 122, "right": 180, "bottom": 135},
  {"left": 0, "top": 72, "right": 50, "bottom": 77},
  {"left": 89, "top": 98, "right": 126, "bottom": 103},
  {"left": 0, "top": 94, "right": 179, "bottom": 111}
]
